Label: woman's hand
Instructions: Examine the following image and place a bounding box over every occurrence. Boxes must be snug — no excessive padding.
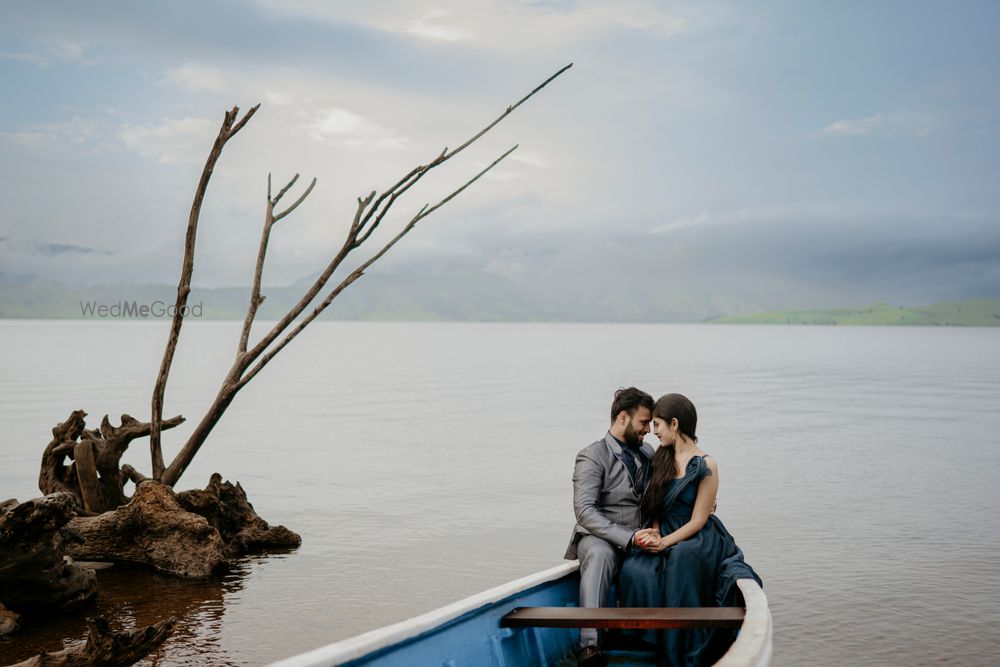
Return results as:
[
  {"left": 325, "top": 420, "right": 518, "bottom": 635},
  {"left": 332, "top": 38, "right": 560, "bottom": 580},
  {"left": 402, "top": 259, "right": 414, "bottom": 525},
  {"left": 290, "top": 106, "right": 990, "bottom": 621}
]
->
[
  {"left": 643, "top": 536, "right": 670, "bottom": 554},
  {"left": 634, "top": 528, "right": 669, "bottom": 553},
  {"left": 633, "top": 528, "right": 658, "bottom": 549}
]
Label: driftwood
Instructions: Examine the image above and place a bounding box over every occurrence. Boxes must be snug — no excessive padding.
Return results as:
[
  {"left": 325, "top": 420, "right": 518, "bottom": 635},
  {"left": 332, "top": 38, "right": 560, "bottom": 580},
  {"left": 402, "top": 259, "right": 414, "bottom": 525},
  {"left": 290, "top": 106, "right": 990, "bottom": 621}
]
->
[
  {"left": 38, "top": 411, "right": 184, "bottom": 514},
  {"left": 65, "top": 481, "right": 228, "bottom": 577},
  {"left": 4, "top": 616, "right": 175, "bottom": 667},
  {"left": 0, "top": 602, "right": 19, "bottom": 637},
  {"left": 0, "top": 494, "right": 97, "bottom": 612},
  {"left": 64, "top": 475, "right": 300, "bottom": 576},
  {"left": 177, "top": 473, "right": 301, "bottom": 555}
]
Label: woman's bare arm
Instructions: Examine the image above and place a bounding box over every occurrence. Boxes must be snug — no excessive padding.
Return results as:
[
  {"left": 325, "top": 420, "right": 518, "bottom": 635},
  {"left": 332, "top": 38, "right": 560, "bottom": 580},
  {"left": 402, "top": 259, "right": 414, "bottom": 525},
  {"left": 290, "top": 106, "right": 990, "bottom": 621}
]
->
[
  {"left": 659, "top": 457, "right": 719, "bottom": 547},
  {"left": 642, "top": 457, "right": 720, "bottom": 553}
]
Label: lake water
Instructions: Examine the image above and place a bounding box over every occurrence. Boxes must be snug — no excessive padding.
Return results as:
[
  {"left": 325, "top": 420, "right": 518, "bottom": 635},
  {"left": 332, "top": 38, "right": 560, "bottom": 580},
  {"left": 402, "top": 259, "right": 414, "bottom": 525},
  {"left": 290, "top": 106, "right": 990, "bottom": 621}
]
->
[{"left": 1, "top": 320, "right": 999, "bottom": 666}]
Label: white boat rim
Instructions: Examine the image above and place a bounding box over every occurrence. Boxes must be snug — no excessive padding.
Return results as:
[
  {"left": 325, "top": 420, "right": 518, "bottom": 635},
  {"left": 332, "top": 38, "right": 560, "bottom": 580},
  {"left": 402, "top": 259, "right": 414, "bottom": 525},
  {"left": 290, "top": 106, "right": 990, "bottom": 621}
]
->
[{"left": 268, "top": 561, "right": 579, "bottom": 667}]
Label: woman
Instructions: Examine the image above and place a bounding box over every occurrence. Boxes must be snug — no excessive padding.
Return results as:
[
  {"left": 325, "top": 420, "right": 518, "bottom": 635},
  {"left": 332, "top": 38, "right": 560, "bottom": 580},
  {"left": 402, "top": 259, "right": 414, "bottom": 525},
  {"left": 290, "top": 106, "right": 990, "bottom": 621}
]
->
[{"left": 619, "top": 393, "right": 761, "bottom": 667}]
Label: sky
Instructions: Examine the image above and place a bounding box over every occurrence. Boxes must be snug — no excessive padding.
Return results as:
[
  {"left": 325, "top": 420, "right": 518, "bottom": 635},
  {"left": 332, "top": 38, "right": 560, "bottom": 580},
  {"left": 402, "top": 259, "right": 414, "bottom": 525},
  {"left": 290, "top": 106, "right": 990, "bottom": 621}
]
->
[{"left": 2, "top": 1, "right": 999, "bottom": 309}]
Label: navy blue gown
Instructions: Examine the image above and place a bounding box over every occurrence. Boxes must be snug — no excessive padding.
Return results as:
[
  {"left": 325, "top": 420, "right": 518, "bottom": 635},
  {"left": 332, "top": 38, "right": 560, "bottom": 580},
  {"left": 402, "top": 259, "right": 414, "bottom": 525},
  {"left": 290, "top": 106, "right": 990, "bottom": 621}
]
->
[{"left": 618, "top": 455, "right": 762, "bottom": 667}]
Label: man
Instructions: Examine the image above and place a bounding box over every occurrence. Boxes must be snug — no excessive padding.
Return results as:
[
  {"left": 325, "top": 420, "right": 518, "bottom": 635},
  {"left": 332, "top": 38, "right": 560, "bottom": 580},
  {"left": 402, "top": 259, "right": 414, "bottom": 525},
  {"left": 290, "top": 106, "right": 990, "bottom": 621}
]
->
[{"left": 564, "top": 387, "right": 656, "bottom": 667}]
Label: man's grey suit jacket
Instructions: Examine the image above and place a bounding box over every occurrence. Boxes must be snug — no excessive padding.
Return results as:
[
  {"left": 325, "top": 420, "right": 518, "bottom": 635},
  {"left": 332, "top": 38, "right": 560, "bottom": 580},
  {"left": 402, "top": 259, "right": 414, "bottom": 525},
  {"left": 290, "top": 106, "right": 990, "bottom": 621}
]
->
[{"left": 564, "top": 432, "right": 655, "bottom": 559}]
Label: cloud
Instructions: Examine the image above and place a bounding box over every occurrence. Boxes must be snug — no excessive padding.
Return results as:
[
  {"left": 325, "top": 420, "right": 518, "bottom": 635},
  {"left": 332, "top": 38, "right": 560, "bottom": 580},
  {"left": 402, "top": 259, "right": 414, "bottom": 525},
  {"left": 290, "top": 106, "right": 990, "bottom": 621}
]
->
[
  {"left": 649, "top": 212, "right": 711, "bottom": 234},
  {"left": 637, "top": 205, "right": 1000, "bottom": 305},
  {"left": 0, "top": 51, "right": 49, "bottom": 66},
  {"left": 4, "top": 117, "right": 101, "bottom": 146},
  {"left": 822, "top": 113, "right": 887, "bottom": 136},
  {"left": 256, "top": 0, "right": 686, "bottom": 54},
  {"left": 47, "top": 38, "right": 86, "bottom": 61},
  {"left": 163, "top": 64, "right": 230, "bottom": 93},
  {"left": 509, "top": 151, "right": 549, "bottom": 168},
  {"left": 597, "top": 3, "right": 686, "bottom": 37},
  {"left": 0, "top": 38, "right": 87, "bottom": 67},
  {"left": 35, "top": 242, "right": 112, "bottom": 257},
  {"left": 118, "top": 117, "right": 219, "bottom": 164},
  {"left": 406, "top": 9, "right": 476, "bottom": 43},
  {"left": 2, "top": 0, "right": 996, "bottom": 311},
  {"left": 305, "top": 107, "right": 409, "bottom": 148},
  {"left": 308, "top": 108, "right": 365, "bottom": 135},
  {"left": 822, "top": 111, "right": 932, "bottom": 137}
]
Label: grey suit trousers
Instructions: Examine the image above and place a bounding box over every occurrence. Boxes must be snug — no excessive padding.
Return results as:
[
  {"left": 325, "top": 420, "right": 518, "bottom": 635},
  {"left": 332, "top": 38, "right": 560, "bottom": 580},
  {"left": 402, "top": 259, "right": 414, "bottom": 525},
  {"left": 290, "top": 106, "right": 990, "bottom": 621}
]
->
[
  {"left": 565, "top": 434, "right": 654, "bottom": 650},
  {"left": 576, "top": 535, "right": 625, "bottom": 649}
]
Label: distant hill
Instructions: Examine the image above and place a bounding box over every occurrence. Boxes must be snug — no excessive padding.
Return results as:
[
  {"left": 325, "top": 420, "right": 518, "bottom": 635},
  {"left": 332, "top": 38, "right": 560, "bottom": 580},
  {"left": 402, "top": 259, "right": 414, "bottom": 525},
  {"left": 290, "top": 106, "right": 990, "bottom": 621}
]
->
[
  {"left": 0, "top": 277, "right": 538, "bottom": 322},
  {"left": 2, "top": 279, "right": 997, "bottom": 325},
  {"left": 712, "top": 299, "right": 1000, "bottom": 326},
  {"left": 0, "top": 273, "right": 758, "bottom": 323}
]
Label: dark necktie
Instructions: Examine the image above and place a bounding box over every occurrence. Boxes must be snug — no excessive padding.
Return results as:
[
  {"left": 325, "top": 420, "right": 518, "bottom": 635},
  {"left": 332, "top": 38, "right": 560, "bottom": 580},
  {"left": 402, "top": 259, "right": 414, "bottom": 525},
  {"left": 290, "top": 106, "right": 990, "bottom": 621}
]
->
[{"left": 621, "top": 445, "right": 643, "bottom": 489}]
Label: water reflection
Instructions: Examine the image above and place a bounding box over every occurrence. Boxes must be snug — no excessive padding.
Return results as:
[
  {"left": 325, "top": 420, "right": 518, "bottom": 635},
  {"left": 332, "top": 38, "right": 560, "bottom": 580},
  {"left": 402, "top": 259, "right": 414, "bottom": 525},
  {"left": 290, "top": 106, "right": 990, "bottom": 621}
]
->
[{"left": 0, "top": 557, "right": 267, "bottom": 666}]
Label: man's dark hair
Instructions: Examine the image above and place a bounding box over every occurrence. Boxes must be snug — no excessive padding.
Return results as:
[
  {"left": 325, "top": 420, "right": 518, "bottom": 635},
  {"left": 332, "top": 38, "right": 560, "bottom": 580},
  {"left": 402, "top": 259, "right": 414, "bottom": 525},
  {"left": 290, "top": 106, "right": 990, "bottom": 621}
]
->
[{"left": 610, "top": 387, "right": 654, "bottom": 422}]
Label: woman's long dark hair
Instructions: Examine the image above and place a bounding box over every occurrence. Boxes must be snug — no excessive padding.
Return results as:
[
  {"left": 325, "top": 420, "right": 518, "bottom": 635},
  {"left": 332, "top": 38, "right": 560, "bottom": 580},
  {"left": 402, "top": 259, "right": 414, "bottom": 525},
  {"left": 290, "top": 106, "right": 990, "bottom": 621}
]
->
[{"left": 640, "top": 393, "right": 698, "bottom": 519}]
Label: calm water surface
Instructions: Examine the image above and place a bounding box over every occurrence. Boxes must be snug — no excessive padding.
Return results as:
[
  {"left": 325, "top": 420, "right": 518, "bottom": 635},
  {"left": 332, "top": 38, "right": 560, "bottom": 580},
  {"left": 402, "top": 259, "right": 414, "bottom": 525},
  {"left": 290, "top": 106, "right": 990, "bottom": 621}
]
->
[{"left": 1, "top": 321, "right": 998, "bottom": 666}]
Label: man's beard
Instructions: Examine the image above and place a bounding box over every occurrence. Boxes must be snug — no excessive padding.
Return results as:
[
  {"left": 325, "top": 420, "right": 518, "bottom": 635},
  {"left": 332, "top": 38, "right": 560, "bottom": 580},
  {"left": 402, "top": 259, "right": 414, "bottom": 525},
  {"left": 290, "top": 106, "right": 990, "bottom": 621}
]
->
[{"left": 622, "top": 422, "right": 644, "bottom": 448}]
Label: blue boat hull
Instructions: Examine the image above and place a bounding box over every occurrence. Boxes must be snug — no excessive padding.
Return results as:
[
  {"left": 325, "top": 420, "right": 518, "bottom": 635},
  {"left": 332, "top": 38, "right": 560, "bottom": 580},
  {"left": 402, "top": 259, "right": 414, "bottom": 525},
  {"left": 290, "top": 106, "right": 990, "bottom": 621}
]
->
[
  {"left": 270, "top": 562, "right": 770, "bottom": 667},
  {"left": 343, "top": 571, "right": 582, "bottom": 666}
]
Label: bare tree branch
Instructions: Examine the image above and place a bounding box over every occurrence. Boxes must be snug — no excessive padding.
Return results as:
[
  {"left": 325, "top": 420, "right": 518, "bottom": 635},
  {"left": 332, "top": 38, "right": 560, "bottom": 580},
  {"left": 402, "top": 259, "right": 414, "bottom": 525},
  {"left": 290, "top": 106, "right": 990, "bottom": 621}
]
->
[
  {"left": 272, "top": 173, "right": 300, "bottom": 207},
  {"left": 245, "top": 66, "right": 570, "bottom": 369},
  {"left": 445, "top": 62, "right": 571, "bottom": 161},
  {"left": 354, "top": 148, "right": 446, "bottom": 240},
  {"left": 159, "top": 64, "right": 571, "bottom": 487},
  {"left": 228, "top": 104, "right": 260, "bottom": 139},
  {"left": 273, "top": 177, "right": 317, "bottom": 223},
  {"left": 351, "top": 191, "right": 377, "bottom": 237},
  {"left": 236, "top": 145, "right": 517, "bottom": 390},
  {"left": 149, "top": 103, "right": 259, "bottom": 480},
  {"left": 238, "top": 195, "right": 272, "bottom": 356},
  {"left": 239, "top": 175, "right": 317, "bottom": 354}
]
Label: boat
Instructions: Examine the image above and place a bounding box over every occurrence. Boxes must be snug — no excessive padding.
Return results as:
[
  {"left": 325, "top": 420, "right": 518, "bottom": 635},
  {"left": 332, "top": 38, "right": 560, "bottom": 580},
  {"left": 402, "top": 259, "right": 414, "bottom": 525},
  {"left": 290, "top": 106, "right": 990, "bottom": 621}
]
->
[{"left": 269, "top": 561, "right": 772, "bottom": 667}]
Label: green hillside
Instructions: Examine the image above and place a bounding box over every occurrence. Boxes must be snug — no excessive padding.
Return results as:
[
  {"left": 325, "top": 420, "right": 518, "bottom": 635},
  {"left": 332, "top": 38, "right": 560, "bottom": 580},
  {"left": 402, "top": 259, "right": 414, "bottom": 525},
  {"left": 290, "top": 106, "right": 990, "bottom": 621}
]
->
[
  {"left": 3, "top": 280, "right": 999, "bottom": 326},
  {"left": 713, "top": 299, "right": 1000, "bottom": 326}
]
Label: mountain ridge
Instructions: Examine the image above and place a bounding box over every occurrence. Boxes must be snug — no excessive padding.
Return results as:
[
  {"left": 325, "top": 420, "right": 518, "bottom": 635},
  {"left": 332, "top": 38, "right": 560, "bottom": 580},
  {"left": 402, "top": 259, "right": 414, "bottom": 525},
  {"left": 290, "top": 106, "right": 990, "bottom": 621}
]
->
[{"left": 1, "top": 277, "right": 997, "bottom": 325}]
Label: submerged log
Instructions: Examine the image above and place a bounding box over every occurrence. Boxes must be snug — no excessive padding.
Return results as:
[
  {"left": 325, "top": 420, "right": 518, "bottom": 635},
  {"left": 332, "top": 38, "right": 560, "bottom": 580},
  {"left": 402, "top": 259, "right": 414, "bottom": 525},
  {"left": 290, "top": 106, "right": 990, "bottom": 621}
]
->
[
  {"left": 4, "top": 616, "right": 176, "bottom": 667},
  {"left": 177, "top": 473, "right": 301, "bottom": 555},
  {"left": 66, "top": 481, "right": 228, "bottom": 577},
  {"left": 0, "top": 494, "right": 97, "bottom": 612}
]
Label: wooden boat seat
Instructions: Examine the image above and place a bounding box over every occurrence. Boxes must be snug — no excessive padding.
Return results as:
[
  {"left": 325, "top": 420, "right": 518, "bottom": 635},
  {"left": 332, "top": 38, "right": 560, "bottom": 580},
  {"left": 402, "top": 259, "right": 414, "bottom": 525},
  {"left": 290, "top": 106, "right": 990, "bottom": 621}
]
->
[{"left": 500, "top": 606, "right": 745, "bottom": 630}]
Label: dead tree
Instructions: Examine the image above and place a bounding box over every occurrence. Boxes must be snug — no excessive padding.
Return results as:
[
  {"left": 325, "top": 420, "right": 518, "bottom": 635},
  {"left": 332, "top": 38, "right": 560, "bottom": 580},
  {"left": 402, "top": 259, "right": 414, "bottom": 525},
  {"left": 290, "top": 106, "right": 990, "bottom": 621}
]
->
[
  {"left": 32, "top": 65, "right": 570, "bottom": 574},
  {"left": 35, "top": 415, "right": 299, "bottom": 575},
  {"left": 152, "top": 63, "right": 572, "bottom": 489}
]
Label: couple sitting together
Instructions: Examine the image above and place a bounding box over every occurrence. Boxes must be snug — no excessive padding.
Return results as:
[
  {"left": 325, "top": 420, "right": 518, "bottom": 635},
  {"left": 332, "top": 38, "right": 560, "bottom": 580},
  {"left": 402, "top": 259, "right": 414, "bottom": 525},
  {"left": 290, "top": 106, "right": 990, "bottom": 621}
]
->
[{"left": 565, "top": 388, "right": 762, "bottom": 667}]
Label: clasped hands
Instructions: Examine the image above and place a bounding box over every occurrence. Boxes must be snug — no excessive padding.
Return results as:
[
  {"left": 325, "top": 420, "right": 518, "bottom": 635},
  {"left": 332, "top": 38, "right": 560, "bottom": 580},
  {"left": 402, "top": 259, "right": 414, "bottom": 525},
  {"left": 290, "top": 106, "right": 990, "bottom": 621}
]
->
[{"left": 633, "top": 528, "right": 668, "bottom": 553}]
